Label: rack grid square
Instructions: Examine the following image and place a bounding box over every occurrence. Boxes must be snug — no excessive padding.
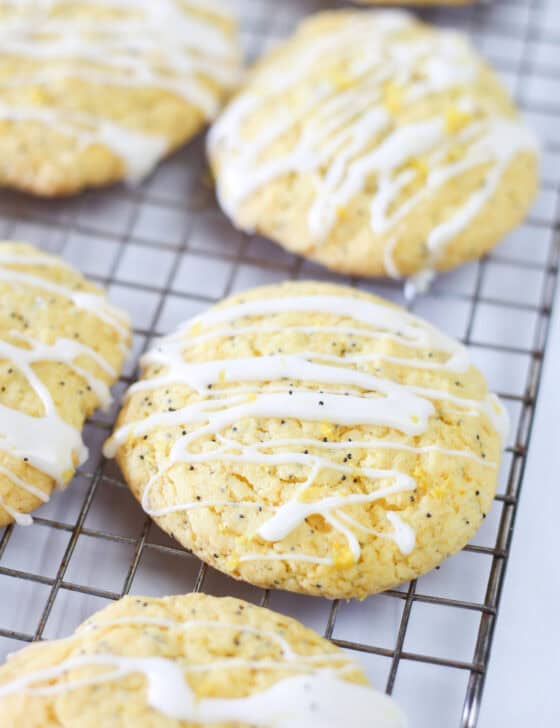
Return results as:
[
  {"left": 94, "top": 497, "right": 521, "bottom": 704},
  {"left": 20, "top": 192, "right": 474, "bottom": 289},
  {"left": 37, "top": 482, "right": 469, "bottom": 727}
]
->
[{"left": 0, "top": 2, "right": 558, "bottom": 727}]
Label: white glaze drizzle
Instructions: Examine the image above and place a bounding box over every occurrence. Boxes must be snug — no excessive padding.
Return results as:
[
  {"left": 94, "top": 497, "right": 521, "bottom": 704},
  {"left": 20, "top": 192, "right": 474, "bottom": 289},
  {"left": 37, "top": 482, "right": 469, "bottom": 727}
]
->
[
  {"left": 81, "top": 616, "right": 298, "bottom": 657},
  {"left": 127, "top": 347, "right": 504, "bottom": 437},
  {"left": 0, "top": 333, "right": 115, "bottom": 408},
  {"left": 403, "top": 269, "right": 436, "bottom": 303},
  {"left": 104, "top": 291, "right": 507, "bottom": 566},
  {"left": 208, "top": 10, "right": 538, "bottom": 277},
  {"left": 0, "top": 255, "right": 130, "bottom": 343},
  {"left": 3, "top": 665, "right": 406, "bottom": 728},
  {"left": 0, "top": 611, "right": 406, "bottom": 727},
  {"left": 0, "top": 104, "right": 167, "bottom": 184},
  {"left": 185, "top": 294, "right": 470, "bottom": 370},
  {"left": 170, "top": 322, "right": 461, "bottom": 373},
  {"left": 0, "top": 462, "right": 47, "bottom": 500},
  {"left": 0, "top": 249, "right": 129, "bottom": 525},
  {"left": 216, "top": 435, "right": 496, "bottom": 468},
  {"left": 337, "top": 510, "right": 416, "bottom": 556},
  {"left": 0, "top": 492, "right": 33, "bottom": 526},
  {"left": 0, "top": 0, "right": 241, "bottom": 181}
]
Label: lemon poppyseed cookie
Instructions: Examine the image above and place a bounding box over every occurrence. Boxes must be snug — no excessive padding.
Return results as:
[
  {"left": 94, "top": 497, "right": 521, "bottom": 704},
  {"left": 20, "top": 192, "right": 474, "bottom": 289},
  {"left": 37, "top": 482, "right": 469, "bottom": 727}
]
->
[
  {"left": 0, "top": 593, "right": 407, "bottom": 727},
  {"left": 208, "top": 10, "right": 538, "bottom": 282},
  {"left": 0, "top": 0, "right": 241, "bottom": 196},
  {"left": 105, "top": 281, "right": 507, "bottom": 600},
  {"left": 0, "top": 241, "right": 131, "bottom": 526}
]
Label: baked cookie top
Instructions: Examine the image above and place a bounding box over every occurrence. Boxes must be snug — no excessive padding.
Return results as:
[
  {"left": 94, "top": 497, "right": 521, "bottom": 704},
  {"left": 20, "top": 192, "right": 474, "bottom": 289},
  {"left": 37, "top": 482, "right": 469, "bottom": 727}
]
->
[
  {"left": 208, "top": 10, "right": 538, "bottom": 281},
  {"left": 0, "top": 0, "right": 240, "bottom": 195},
  {"left": 0, "top": 241, "right": 130, "bottom": 526},
  {"left": 105, "top": 281, "right": 507, "bottom": 599},
  {"left": 0, "top": 593, "right": 406, "bottom": 727}
]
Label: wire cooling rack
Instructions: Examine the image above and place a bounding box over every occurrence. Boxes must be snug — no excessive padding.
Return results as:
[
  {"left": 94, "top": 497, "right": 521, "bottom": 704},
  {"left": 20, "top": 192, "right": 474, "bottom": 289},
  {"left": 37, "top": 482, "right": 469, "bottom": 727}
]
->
[{"left": 0, "top": 1, "right": 559, "bottom": 726}]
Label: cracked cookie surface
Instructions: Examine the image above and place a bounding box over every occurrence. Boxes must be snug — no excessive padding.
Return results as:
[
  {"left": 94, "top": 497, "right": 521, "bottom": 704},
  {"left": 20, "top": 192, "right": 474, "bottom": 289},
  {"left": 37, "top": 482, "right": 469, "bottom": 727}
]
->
[
  {"left": 209, "top": 9, "right": 537, "bottom": 280},
  {"left": 0, "top": 593, "right": 406, "bottom": 727},
  {"left": 106, "top": 281, "right": 505, "bottom": 599},
  {"left": 0, "top": 0, "right": 240, "bottom": 195},
  {"left": 0, "top": 241, "right": 130, "bottom": 526}
]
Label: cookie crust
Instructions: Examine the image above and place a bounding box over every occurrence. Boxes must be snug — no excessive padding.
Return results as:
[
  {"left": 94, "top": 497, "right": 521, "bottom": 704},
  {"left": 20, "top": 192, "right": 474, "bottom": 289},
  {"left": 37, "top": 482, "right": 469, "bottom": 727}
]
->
[
  {"left": 106, "top": 281, "right": 506, "bottom": 599},
  {"left": 0, "top": 241, "right": 131, "bottom": 526},
  {"left": 209, "top": 10, "right": 538, "bottom": 279},
  {"left": 0, "top": 593, "right": 406, "bottom": 727},
  {"left": 0, "top": 0, "right": 241, "bottom": 196}
]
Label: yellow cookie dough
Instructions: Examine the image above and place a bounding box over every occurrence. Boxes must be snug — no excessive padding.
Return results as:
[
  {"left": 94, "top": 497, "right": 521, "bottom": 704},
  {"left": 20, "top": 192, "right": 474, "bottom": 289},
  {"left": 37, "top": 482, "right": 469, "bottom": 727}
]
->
[
  {"left": 0, "top": 241, "right": 131, "bottom": 526},
  {"left": 208, "top": 9, "right": 538, "bottom": 280},
  {"left": 105, "top": 281, "right": 507, "bottom": 600},
  {"left": 0, "top": 593, "right": 406, "bottom": 727},
  {"left": 0, "top": 0, "right": 241, "bottom": 196}
]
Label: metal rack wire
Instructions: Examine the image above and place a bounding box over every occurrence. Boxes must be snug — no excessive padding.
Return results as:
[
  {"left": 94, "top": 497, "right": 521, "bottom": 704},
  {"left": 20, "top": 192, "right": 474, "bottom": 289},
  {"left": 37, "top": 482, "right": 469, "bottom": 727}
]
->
[{"left": 0, "top": 1, "right": 558, "bottom": 726}]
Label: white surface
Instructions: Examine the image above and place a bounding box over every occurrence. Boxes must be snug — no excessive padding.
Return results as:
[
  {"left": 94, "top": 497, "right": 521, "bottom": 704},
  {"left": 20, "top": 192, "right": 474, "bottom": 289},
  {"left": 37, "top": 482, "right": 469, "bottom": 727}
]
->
[
  {"left": 0, "top": 1, "right": 558, "bottom": 727},
  {"left": 480, "top": 281, "right": 560, "bottom": 728}
]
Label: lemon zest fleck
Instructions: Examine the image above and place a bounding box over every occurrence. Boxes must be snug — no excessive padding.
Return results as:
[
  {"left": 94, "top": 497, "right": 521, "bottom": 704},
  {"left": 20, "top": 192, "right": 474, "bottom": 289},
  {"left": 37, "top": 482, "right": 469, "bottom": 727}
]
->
[
  {"left": 407, "top": 157, "right": 429, "bottom": 182},
  {"left": 226, "top": 555, "right": 240, "bottom": 570},
  {"left": 62, "top": 468, "right": 75, "bottom": 484},
  {"left": 382, "top": 82, "right": 404, "bottom": 114},
  {"left": 320, "top": 422, "right": 334, "bottom": 437},
  {"left": 331, "top": 69, "right": 354, "bottom": 91},
  {"left": 333, "top": 544, "right": 356, "bottom": 570},
  {"left": 446, "top": 145, "right": 464, "bottom": 164},
  {"left": 445, "top": 106, "right": 472, "bottom": 134}
]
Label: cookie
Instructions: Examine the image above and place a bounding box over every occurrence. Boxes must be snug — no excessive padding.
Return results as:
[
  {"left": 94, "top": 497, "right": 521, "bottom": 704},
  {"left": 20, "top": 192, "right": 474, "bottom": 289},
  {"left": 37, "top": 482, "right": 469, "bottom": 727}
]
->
[
  {"left": 208, "top": 10, "right": 538, "bottom": 281},
  {"left": 0, "top": 593, "right": 406, "bottom": 727},
  {"left": 0, "top": 242, "right": 130, "bottom": 526},
  {"left": 0, "top": 0, "right": 241, "bottom": 196},
  {"left": 105, "top": 281, "right": 507, "bottom": 600}
]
